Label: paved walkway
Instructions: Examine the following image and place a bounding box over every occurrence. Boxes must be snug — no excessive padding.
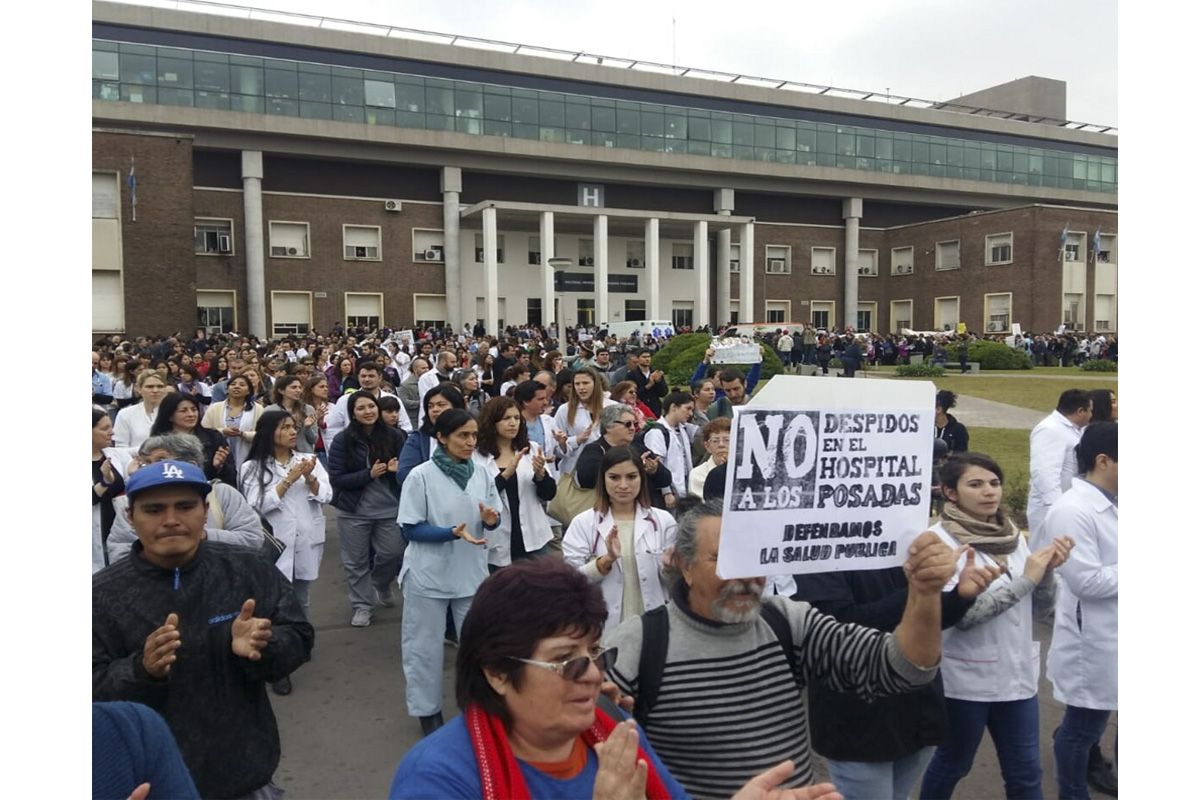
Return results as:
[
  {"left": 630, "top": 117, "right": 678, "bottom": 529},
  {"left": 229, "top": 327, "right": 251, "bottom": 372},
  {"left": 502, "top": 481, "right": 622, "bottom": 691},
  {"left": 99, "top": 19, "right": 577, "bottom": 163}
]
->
[{"left": 952, "top": 394, "right": 1046, "bottom": 430}]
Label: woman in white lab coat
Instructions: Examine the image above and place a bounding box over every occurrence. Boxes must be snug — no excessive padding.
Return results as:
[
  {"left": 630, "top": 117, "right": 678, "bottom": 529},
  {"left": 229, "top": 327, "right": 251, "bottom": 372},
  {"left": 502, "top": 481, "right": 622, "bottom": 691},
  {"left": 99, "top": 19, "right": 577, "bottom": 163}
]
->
[
  {"left": 1045, "top": 421, "right": 1118, "bottom": 799},
  {"left": 240, "top": 410, "right": 331, "bottom": 640},
  {"left": 552, "top": 366, "right": 617, "bottom": 475},
  {"left": 473, "top": 396, "right": 556, "bottom": 569},
  {"left": 563, "top": 445, "right": 676, "bottom": 633},
  {"left": 919, "top": 452, "right": 1073, "bottom": 800}
]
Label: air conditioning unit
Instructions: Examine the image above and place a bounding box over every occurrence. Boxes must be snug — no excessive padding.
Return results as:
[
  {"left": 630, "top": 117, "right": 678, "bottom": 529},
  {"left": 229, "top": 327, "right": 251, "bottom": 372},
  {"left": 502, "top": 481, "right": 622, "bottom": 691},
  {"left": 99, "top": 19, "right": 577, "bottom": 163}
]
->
[
  {"left": 815, "top": 266, "right": 831, "bottom": 274},
  {"left": 270, "top": 246, "right": 287, "bottom": 257},
  {"left": 729, "top": 259, "right": 739, "bottom": 272},
  {"left": 1063, "top": 251, "right": 1077, "bottom": 261},
  {"left": 580, "top": 257, "right": 595, "bottom": 266},
  {"left": 857, "top": 266, "right": 874, "bottom": 276},
  {"left": 768, "top": 258, "right": 787, "bottom": 273},
  {"left": 627, "top": 257, "right": 643, "bottom": 268},
  {"left": 287, "top": 247, "right": 299, "bottom": 256},
  {"left": 896, "top": 264, "right": 913, "bottom": 274},
  {"left": 987, "top": 321, "right": 1005, "bottom": 332},
  {"left": 217, "top": 234, "right": 232, "bottom": 254},
  {"left": 384, "top": 199, "right": 401, "bottom": 212},
  {"left": 422, "top": 248, "right": 442, "bottom": 261}
]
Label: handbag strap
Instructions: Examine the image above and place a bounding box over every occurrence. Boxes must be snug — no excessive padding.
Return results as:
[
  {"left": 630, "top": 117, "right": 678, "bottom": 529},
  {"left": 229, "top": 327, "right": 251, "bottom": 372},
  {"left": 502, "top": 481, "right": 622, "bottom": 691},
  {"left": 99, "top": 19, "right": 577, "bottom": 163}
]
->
[{"left": 207, "top": 483, "right": 225, "bottom": 529}]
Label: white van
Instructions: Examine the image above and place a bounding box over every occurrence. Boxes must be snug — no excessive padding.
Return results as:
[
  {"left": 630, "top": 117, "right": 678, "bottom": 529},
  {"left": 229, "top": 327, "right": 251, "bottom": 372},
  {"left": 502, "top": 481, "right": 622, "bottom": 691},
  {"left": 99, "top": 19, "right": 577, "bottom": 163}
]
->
[{"left": 605, "top": 319, "right": 675, "bottom": 339}]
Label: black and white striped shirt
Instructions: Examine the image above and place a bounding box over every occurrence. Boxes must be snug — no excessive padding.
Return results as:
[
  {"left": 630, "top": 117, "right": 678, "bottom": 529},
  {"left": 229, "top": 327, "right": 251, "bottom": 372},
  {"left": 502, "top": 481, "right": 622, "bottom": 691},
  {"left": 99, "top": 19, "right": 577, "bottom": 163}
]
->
[{"left": 605, "top": 591, "right": 936, "bottom": 799}]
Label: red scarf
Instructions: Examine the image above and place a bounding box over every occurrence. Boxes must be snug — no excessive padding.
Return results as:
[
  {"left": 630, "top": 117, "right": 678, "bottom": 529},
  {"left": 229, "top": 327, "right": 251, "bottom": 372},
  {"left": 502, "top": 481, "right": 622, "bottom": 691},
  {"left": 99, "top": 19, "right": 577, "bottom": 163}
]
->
[{"left": 465, "top": 703, "right": 671, "bottom": 800}]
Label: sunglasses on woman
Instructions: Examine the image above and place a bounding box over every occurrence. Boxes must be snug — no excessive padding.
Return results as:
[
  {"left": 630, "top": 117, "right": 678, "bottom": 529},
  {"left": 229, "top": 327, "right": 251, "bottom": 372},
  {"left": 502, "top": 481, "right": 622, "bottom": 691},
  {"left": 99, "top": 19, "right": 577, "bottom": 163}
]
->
[{"left": 507, "top": 646, "right": 617, "bottom": 682}]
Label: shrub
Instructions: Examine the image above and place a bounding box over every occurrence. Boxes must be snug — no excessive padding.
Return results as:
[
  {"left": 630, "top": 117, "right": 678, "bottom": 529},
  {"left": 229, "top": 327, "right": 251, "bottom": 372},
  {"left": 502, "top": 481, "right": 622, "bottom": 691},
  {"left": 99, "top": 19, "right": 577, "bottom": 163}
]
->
[
  {"left": 652, "top": 332, "right": 783, "bottom": 391},
  {"left": 1005, "top": 469, "right": 1030, "bottom": 530},
  {"left": 965, "top": 340, "right": 1033, "bottom": 370},
  {"left": 895, "top": 364, "right": 946, "bottom": 378},
  {"left": 1081, "top": 359, "right": 1118, "bottom": 372}
]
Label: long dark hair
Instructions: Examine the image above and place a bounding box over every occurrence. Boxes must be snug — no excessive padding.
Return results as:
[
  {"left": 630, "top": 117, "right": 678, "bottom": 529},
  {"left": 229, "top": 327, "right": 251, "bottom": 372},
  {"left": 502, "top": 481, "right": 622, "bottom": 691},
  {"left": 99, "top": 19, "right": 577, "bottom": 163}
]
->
[
  {"left": 345, "top": 390, "right": 397, "bottom": 464},
  {"left": 419, "top": 384, "right": 465, "bottom": 435},
  {"left": 476, "top": 396, "right": 530, "bottom": 458},
  {"left": 243, "top": 410, "right": 294, "bottom": 511},
  {"left": 150, "top": 392, "right": 202, "bottom": 436}
]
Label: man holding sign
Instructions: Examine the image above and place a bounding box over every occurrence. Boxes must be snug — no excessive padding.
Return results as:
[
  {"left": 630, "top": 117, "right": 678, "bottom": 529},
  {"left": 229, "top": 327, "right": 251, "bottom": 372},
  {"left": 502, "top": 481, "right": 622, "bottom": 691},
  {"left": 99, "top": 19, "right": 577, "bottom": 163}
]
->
[{"left": 604, "top": 498, "right": 961, "bottom": 799}]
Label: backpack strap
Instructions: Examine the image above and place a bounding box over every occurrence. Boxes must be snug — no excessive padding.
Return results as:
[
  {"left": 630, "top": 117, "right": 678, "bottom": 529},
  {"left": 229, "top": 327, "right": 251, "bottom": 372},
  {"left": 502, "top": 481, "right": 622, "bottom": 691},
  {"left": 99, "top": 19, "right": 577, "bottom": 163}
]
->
[
  {"left": 633, "top": 604, "right": 670, "bottom": 728},
  {"left": 760, "top": 601, "right": 798, "bottom": 677}
]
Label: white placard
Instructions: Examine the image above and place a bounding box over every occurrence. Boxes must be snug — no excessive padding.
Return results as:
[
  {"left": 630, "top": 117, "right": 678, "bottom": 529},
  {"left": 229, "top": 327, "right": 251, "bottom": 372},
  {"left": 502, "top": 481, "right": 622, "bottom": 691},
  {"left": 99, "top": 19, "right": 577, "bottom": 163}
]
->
[
  {"left": 717, "top": 376, "right": 935, "bottom": 579},
  {"left": 396, "top": 330, "right": 415, "bottom": 347},
  {"left": 710, "top": 340, "right": 762, "bottom": 364}
]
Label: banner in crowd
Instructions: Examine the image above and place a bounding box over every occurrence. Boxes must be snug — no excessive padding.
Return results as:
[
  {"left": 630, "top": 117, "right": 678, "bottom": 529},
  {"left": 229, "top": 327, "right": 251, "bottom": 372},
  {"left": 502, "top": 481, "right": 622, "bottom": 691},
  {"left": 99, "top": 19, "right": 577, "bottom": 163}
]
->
[
  {"left": 717, "top": 376, "right": 935, "bottom": 578},
  {"left": 710, "top": 337, "right": 762, "bottom": 364}
]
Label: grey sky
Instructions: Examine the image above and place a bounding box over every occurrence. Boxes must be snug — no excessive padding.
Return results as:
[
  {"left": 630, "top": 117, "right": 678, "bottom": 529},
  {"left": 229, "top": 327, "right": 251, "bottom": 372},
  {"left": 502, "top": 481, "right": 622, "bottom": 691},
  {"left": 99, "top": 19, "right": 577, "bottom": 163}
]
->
[{"left": 134, "top": 0, "right": 1118, "bottom": 126}]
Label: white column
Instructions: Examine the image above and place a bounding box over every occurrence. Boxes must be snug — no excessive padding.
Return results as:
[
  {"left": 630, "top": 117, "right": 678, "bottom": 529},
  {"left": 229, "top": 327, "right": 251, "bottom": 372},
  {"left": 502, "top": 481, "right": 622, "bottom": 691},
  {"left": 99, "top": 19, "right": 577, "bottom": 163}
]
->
[
  {"left": 843, "top": 198, "right": 862, "bottom": 332},
  {"left": 540, "top": 211, "right": 555, "bottom": 332},
  {"left": 241, "top": 151, "right": 266, "bottom": 340},
  {"left": 645, "top": 218, "right": 660, "bottom": 320},
  {"left": 483, "top": 206, "right": 499, "bottom": 335},
  {"left": 739, "top": 222, "right": 755, "bottom": 323},
  {"left": 441, "top": 167, "right": 463, "bottom": 330},
  {"left": 714, "top": 189, "right": 734, "bottom": 327},
  {"left": 693, "top": 220, "right": 709, "bottom": 328},
  {"left": 595, "top": 214, "right": 609, "bottom": 326}
]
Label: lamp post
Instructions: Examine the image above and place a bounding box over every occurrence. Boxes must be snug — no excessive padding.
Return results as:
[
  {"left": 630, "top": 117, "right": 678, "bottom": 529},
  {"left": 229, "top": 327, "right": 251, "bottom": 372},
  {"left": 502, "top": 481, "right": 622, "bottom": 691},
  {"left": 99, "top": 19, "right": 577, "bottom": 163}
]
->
[{"left": 547, "top": 257, "right": 573, "bottom": 349}]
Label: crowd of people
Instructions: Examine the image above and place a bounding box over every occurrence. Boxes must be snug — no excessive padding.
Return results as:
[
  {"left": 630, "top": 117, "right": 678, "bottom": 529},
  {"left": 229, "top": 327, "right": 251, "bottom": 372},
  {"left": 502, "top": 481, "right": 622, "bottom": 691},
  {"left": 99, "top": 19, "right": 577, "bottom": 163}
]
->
[{"left": 92, "top": 322, "right": 1117, "bottom": 800}]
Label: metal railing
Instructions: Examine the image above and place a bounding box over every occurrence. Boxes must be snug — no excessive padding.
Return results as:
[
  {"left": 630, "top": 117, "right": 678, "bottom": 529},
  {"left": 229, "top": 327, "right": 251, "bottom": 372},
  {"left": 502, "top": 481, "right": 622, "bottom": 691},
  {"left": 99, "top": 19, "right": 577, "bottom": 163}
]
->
[{"left": 106, "top": 0, "right": 1117, "bottom": 135}]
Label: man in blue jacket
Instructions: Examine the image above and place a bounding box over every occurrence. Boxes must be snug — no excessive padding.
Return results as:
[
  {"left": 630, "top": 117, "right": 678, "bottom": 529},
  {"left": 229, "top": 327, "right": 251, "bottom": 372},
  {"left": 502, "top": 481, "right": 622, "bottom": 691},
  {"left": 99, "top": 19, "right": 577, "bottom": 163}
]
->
[{"left": 93, "top": 460, "right": 314, "bottom": 800}]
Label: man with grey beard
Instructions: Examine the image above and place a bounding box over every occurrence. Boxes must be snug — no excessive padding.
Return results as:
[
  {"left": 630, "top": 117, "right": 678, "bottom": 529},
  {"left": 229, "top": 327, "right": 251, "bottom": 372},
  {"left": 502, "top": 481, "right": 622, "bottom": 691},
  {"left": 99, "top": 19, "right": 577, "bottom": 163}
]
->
[{"left": 602, "top": 499, "right": 957, "bottom": 800}]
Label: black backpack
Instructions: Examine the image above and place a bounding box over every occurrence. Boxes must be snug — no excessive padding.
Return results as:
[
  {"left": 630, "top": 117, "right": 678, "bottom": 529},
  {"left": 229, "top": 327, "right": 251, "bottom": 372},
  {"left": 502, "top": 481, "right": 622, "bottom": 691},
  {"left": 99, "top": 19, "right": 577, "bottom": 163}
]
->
[{"left": 631, "top": 602, "right": 797, "bottom": 727}]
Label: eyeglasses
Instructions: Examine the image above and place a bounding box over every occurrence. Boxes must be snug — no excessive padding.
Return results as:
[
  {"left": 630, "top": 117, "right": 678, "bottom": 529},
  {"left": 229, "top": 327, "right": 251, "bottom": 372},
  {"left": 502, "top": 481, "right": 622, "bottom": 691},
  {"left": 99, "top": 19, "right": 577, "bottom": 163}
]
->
[
  {"left": 507, "top": 646, "right": 617, "bottom": 682},
  {"left": 615, "top": 420, "right": 636, "bottom": 429}
]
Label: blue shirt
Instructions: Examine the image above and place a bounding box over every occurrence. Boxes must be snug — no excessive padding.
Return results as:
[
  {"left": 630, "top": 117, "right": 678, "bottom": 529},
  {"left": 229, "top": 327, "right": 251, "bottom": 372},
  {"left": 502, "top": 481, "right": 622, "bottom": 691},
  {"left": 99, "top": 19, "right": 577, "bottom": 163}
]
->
[{"left": 389, "top": 714, "right": 690, "bottom": 800}]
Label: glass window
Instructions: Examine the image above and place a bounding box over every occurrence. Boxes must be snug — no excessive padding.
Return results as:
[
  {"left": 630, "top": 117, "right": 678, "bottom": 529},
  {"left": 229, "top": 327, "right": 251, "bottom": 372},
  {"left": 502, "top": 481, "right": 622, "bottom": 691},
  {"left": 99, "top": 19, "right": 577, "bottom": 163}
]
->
[
  {"left": 93, "top": 50, "right": 119, "bottom": 80},
  {"left": 513, "top": 123, "right": 539, "bottom": 140},
  {"left": 232, "top": 65, "right": 264, "bottom": 96},
  {"left": 298, "top": 72, "right": 331, "bottom": 103},
  {"left": 539, "top": 98, "right": 565, "bottom": 127},
  {"left": 484, "top": 92, "right": 510, "bottom": 121},
  {"left": 664, "top": 113, "right": 686, "bottom": 139},
  {"left": 592, "top": 130, "right": 617, "bottom": 148},
  {"left": 817, "top": 128, "right": 837, "bottom": 154},
  {"left": 426, "top": 85, "right": 454, "bottom": 116},
  {"left": 776, "top": 125, "right": 795, "bottom": 150},
  {"left": 929, "top": 142, "right": 946, "bottom": 164},
  {"left": 194, "top": 60, "right": 229, "bottom": 92},
  {"left": 640, "top": 108, "right": 664, "bottom": 137},
  {"left": 617, "top": 108, "right": 639, "bottom": 135},
  {"left": 755, "top": 123, "right": 774, "bottom": 148},
  {"left": 265, "top": 68, "right": 297, "bottom": 99},
  {"left": 121, "top": 84, "right": 156, "bottom": 104},
  {"left": 332, "top": 103, "right": 362, "bottom": 123},
  {"left": 300, "top": 101, "right": 331, "bottom": 120},
  {"left": 232, "top": 94, "right": 264, "bottom": 114},
  {"left": 119, "top": 53, "right": 156, "bottom": 84},
  {"left": 365, "top": 108, "right": 393, "bottom": 126},
  {"left": 796, "top": 126, "right": 815, "bottom": 152},
  {"left": 688, "top": 115, "right": 711, "bottom": 142},
  {"left": 997, "top": 149, "right": 1013, "bottom": 171},
  {"left": 267, "top": 97, "right": 299, "bottom": 117},
  {"left": 456, "top": 116, "right": 482, "bottom": 134},
  {"left": 512, "top": 96, "right": 538, "bottom": 124},
  {"left": 857, "top": 135, "right": 876, "bottom": 158},
  {"left": 157, "top": 57, "right": 193, "bottom": 87},
  {"left": 566, "top": 103, "right": 591, "bottom": 130},
  {"left": 733, "top": 121, "right": 754, "bottom": 147},
  {"left": 592, "top": 106, "right": 616, "bottom": 132},
  {"left": 455, "top": 87, "right": 483, "bottom": 118},
  {"left": 710, "top": 118, "right": 732, "bottom": 144},
  {"left": 365, "top": 79, "right": 395, "bottom": 108}
]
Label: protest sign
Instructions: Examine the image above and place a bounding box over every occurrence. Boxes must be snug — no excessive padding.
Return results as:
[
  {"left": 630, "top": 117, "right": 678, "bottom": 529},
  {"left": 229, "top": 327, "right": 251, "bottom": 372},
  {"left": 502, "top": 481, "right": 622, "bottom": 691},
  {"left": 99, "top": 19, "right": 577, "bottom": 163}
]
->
[
  {"left": 396, "top": 330, "right": 414, "bottom": 347},
  {"left": 710, "top": 338, "right": 762, "bottom": 364},
  {"left": 717, "top": 376, "right": 935, "bottom": 579}
]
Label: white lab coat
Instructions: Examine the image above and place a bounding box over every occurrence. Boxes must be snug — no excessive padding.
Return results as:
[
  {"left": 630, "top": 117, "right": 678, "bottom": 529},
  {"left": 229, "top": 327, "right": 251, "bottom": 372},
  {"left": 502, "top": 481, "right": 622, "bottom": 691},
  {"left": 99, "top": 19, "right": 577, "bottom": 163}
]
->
[
  {"left": 563, "top": 505, "right": 677, "bottom": 633},
  {"left": 112, "top": 402, "right": 159, "bottom": 449},
  {"left": 240, "top": 454, "right": 331, "bottom": 582},
  {"left": 1026, "top": 410, "right": 1084, "bottom": 547},
  {"left": 474, "top": 451, "right": 555, "bottom": 567},
  {"left": 1045, "top": 479, "right": 1118, "bottom": 710},
  {"left": 554, "top": 400, "right": 619, "bottom": 475},
  {"left": 523, "top": 412, "right": 564, "bottom": 481},
  {"left": 643, "top": 421, "right": 700, "bottom": 498},
  {"left": 932, "top": 522, "right": 1042, "bottom": 702}
]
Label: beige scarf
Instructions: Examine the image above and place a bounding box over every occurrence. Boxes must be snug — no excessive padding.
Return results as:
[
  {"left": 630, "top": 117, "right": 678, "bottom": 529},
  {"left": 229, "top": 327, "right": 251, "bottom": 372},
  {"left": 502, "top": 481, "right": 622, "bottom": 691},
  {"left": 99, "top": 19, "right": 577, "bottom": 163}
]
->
[{"left": 939, "top": 502, "right": 1020, "bottom": 568}]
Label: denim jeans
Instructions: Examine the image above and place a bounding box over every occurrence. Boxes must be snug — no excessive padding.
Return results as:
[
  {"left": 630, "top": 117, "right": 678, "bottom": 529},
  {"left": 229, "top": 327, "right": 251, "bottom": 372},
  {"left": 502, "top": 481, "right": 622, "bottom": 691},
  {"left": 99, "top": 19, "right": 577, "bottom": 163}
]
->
[
  {"left": 1053, "top": 706, "right": 1112, "bottom": 799},
  {"left": 919, "top": 696, "right": 1042, "bottom": 799},
  {"left": 827, "top": 746, "right": 935, "bottom": 800}
]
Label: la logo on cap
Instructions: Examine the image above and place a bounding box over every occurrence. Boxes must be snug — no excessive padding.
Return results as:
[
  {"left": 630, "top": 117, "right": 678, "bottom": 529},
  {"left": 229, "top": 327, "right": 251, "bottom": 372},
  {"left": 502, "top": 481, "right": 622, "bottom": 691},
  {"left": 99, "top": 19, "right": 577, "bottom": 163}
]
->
[{"left": 161, "top": 463, "right": 186, "bottom": 480}]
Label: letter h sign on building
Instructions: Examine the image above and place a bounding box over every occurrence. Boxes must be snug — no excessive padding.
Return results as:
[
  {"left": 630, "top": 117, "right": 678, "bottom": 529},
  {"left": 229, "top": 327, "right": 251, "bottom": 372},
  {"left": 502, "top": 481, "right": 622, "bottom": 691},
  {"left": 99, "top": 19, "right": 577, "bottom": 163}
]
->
[{"left": 717, "top": 375, "right": 935, "bottom": 578}]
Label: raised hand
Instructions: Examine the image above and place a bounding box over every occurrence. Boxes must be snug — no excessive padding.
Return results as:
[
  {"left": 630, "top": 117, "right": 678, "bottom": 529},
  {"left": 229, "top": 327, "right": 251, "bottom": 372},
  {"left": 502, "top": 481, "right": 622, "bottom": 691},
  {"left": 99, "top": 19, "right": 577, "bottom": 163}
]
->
[
  {"left": 452, "top": 522, "right": 486, "bottom": 546},
  {"left": 1046, "top": 535, "right": 1074, "bottom": 571},
  {"left": 903, "top": 531, "right": 958, "bottom": 595},
  {"left": 600, "top": 680, "right": 635, "bottom": 713},
  {"left": 955, "top": 547, "right": 1005, "bottom": 600},
  {"left": 387, "top": 457, "right": 399, "bottom": 473},
  {"left": 142, "top": 613, "right": 181, "bottom": 679},
  {"left": 99, "top": 457, "right": 116, "bottom": 486},
  {"left": 478, "top": 502, "right": 500, "bottom": 527},
  {"left": 604, "top": 524, "right": 622, "bottom": 562},
  {"left": 591, "top": 720, "right": 648, "bottom": 800},
  {"left": 502, "top": 447, "right": 529, "bottom": 479},
  {"left": 230, "top": 599, "right": 272, "bottom": 661},
  {"left": 531, "top": 448, "right": 547, "bottom": 478},
  {"left": 553, "top": 429, "right": 569, "bottom": 449},
  {"left": 285, "top": 461, "right": 307, "bottom": 485},
  {"left": 299, "top": 457, "right": 316, "bottom": 476},
  {"left": 640, "top": 450, "right": 659, "bottom": 474},
  {"left": 1025, "top": 536, "right": 1073, "bottom": 582},
  {"left": 212, "top": 446, "right": 230, "bottom": 469}
]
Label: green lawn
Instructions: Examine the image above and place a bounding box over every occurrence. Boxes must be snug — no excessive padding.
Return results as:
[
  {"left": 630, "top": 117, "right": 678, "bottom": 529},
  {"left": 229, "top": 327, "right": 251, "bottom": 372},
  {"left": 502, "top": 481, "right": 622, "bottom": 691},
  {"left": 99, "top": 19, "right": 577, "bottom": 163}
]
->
[{"left": 914, "top": 376, "right": 1117, "bottom": 412}]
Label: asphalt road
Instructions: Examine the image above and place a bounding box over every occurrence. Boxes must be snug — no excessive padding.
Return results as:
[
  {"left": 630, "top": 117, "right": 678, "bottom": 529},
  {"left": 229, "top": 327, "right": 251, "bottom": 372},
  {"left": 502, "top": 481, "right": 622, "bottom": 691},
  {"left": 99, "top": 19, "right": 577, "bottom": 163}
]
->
[{"left": 270, "top": 509, "right": 1116, "bottom": 799}]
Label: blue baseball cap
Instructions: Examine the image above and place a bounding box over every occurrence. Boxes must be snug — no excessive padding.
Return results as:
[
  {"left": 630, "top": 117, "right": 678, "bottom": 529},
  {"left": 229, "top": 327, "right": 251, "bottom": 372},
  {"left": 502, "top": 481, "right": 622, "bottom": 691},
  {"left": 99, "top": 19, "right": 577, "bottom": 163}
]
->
[{"left": 125, "top": 460, "right": 212, "bottom": 500}]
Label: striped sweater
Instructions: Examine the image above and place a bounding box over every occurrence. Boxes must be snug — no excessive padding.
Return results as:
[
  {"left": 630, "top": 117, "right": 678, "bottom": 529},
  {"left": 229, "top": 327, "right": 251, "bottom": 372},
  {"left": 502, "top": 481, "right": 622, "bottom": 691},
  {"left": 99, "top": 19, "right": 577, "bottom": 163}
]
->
[{"left": 604, "top": 586, "right": 938, "bottom": 799}]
